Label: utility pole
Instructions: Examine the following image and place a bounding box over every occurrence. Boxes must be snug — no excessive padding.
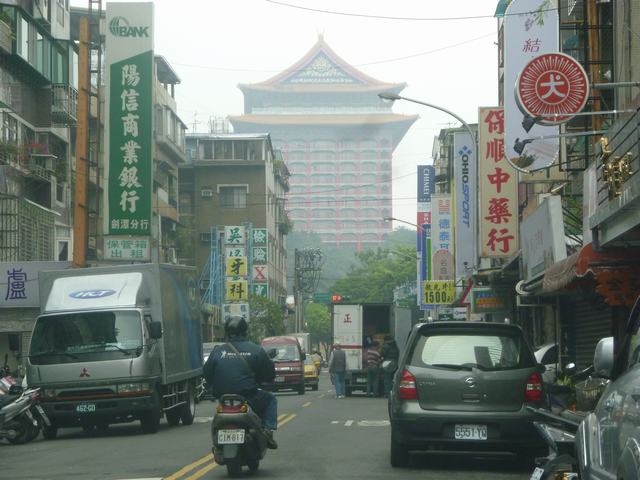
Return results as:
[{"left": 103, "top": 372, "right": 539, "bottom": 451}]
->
[
  {"left": 72, "top": 17, "right": 90, "bottom": 268},
  {"left": 293, "top": 248, "right": 325, "bottom": 332}
]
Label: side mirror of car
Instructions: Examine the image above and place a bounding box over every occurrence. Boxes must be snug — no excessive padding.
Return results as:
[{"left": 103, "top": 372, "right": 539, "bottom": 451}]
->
[
  {"left": 148, "top": 321, "right": 163, "bottom": 339},
  {"left": 267, "top": 348, "right": 277, "bottom": 359},
  {"left": 301, "top": 352, "right": 306, "bottom": 361},
  {"left": 564, "top": 362, "right": 577, "bottom": 376},
  {"left": 594, "top": 337, "right": 615, "bottom": 379}
]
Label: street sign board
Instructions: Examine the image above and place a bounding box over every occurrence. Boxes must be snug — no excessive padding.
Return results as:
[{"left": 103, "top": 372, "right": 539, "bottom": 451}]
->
[
  {"left": 422, "top": 280, "right": 455, "bottom": 305},
  {"left": 313, "top": 292, "right": 331, "bottom": 304},
  {"left": 516, "top": 52, "right": 590, "bottom": 124},
  {"left": 104, "top": 236, "right": 150, "bottom": 261}
]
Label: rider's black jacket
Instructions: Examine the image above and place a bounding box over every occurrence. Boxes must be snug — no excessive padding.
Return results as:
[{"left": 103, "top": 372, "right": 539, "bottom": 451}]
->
[{"left": 203, "top": 335, "right": 275, "bottom": 398}]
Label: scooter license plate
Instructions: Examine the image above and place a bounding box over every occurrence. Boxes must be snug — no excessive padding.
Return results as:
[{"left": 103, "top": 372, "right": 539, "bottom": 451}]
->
[
  {"left": 35, "top": 405, "right": 51, "bottom": 426},
  {"left": 530, "top": 467, "right": 544, "bottom": 480},
  {"left": 218, "top": 429, "right": 245, "bottom": 444}
]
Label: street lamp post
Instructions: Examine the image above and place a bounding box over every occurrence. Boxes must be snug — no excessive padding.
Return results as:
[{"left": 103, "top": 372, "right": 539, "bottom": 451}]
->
[
  {"left": 378, "top": 92, "right": 478, "bottom": 153},
  {"left": 383, "top": 216, "right": 424, "bottom": 232}
]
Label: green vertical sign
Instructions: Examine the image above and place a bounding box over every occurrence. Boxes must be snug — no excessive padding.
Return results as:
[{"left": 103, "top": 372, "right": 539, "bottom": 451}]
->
[
  {"left": 105, "top": 3, "right": 154, "bottom": 238},
  {"left": 108, "top": 52, "right": 153, "bottom": 235}
]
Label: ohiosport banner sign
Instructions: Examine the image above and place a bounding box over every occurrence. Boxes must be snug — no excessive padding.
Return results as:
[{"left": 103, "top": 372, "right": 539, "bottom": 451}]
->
[{"left": 105, "top": 3, "right": 154, "bottom": 236}]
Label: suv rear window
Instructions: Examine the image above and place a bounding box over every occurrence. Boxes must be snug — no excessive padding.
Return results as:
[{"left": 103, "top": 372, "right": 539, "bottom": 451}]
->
[{"left": 409, "top": 332, "right": 534, "bottom": 371}]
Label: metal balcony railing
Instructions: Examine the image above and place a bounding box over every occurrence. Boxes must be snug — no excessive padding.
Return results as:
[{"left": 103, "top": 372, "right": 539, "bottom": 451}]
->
[{"left": 51, "top": 84, "right": 78, "bottom": 125}]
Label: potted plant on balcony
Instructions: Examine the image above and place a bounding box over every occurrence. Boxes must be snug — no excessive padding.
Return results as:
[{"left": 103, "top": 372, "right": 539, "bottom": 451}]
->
[{"left": 0, "top": 140, "right": 19, "bottom": 163}]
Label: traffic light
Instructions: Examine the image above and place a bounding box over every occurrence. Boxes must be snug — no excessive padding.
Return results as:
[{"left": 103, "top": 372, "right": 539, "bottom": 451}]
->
[{"left": 331, "top": 294, "right": 350, "bottom": 303}]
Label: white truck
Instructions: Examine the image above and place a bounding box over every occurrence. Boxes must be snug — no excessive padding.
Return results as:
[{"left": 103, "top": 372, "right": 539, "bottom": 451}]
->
[
  {"left": 332, "top": 303, "right": 392, "bottom": 396},
  {"left": 27, "top": 264, "right": 203, "bottom": 438}
]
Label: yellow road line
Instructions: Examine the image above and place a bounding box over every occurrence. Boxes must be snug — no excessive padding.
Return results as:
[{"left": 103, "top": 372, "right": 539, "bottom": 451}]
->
[
  {"left": 167, "top": 412, "right": 298, "bottom": 480},
  {"left": 184, "top": 461, "right": 218, "bottom": 480},
  {"left": 164, "top": 453, "right": 213, "bottom": 480},
  {"left": 303, "top": 401, "right": 312, "bottom": 407},
  {"left": 279, "top": 413, "right": 297, "bottom": 427}
]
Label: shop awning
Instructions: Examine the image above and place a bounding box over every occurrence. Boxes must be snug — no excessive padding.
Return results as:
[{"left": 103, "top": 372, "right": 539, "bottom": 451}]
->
[{"left": 541, "top": 243, "right": 640, "bottom": 305}]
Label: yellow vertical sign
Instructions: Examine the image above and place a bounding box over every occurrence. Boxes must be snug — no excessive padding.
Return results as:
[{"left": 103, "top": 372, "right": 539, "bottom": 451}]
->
[{"left": 226, "top": 256, "right": 247, "bottom": 277}]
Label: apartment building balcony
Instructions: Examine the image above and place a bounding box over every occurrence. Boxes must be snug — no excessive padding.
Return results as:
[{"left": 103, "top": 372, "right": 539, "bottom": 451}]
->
[
  {"left": 51, "top": 84, "right": 78, "bottom": 126},
  {"left": 0, "top": 146, "right": 56, "bottom": 183},
  {"left": 0, "top": 194, "right": 56, "bottom": 261},
  {"left": 0, "top": 17, "right": 11, "bottom": 54}
]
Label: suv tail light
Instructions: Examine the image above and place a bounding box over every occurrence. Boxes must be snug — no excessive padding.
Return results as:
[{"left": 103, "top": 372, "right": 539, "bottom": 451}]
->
[
  {"left": 525, "top": 372, "right": 543, "bottom": 402},
  {"left": 398, "top": 369, "right": 418, "bottom": 400}
]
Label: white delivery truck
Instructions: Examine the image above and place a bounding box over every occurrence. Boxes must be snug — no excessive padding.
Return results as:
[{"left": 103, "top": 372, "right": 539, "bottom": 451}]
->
[
  {"left": 332, "top": 303, "right": 392, "bottom": 396},
  {"left": 27, "top": 264, "right": 203, "bottom": 438}
]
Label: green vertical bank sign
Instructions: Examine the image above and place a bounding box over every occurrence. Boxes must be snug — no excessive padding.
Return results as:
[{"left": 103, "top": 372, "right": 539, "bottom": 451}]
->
[{"left": 105, "top": 3, "right": 154, "bottom": 237}]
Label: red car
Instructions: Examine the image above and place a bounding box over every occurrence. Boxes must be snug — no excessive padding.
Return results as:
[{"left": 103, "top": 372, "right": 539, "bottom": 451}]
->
[{"left": 261, "top": 336, "right": 306, "bottom": 395}]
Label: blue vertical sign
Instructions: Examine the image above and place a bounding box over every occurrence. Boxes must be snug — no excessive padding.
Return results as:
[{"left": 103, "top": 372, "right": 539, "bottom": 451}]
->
[{"left": 417, "top": 165, "right": 435, "bottom": 309}]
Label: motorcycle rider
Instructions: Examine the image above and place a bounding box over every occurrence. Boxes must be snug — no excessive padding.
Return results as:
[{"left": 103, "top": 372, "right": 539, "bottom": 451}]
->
[{"left": 203, "top": 316, "right": 278, "bottom": 449}]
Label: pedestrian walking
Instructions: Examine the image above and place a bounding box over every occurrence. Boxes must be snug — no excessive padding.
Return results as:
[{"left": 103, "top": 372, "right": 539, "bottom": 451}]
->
[
  {"left": 381, "top": 335, "right": 399, "bottom": 398},
  {"left": 365, "top": 342, "right": 382, "bottom": 397},
  {"left": 328, "top": 343, "right": 347, "bottom": 398}
]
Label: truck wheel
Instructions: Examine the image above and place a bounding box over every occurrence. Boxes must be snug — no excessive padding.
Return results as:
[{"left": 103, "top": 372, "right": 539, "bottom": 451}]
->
[
  {"left": 297, "top": 384, "right": 306, "bottom": 395},
  {"left": 42, "top": 425, "right": 58, "bottom": 440},
  {"left": 140, "top": 389, "right": 161, "bottom": 434},
  {"left": 180, "top": 383, "right": 196, "bottom": 425},
  {"left": 312, "top": 384, "right": 319, "bottom": 391},
  {"left": 165, "top": 408, "right": 181, "bottom": 426}
]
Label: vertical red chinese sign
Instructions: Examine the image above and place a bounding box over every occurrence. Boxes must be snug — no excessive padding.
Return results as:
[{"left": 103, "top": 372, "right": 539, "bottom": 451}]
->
[{"left": 478, "top": 107, "right": 519, "bottom": 257}]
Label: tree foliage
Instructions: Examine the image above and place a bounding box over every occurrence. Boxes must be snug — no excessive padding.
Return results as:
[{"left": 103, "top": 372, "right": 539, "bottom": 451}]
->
[
  {"left": 248, "top": 296, "right": 285, "bottom": 342},
  {"left": 305, "top": 302, "right": 331, "bottom": 346},
  {"left": 329, "top": 245, "right": 417, "bottom": 304}
]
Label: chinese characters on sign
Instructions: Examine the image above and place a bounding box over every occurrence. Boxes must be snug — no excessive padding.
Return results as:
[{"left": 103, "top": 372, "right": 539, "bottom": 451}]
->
[
  {"left": 225, "top": 257, "right": 248, "bottom": 277},
  {"left": 417, "top": 165, "right": 435, "bottom": 310},
  {"left": 226, "top": 279, "right": 248, "bottom": 301},
  {"left": 422, "top": 280, "right": 455, "bottom": 305},
  {"left": 223, "top": 302, "right": 249, "bottom": 323},
  {"left": 478, "top": 107, "right": 519, "bottom": 257},
  {"left": 5, "top": 268, "right": 27, "bottom": 300},
  {"left": 104, "top": 237, "right": 150, "bottom": 261},
  {"left": 224, "top": 226, "right": 246, "bottom": 245},
  {"left": 106, "top": 3, "right": 153, "bottom": 237},
  {"left": 430, "top": 194, "right": 454, "bottom": 280},
  {"left": 251, "top": 228, "right": 268, "bottom": 297}
]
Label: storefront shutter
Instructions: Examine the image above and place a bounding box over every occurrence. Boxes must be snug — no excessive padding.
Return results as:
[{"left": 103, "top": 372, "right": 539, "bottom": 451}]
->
[{"left": 571, "top": 301, "right": 612, "bottom": 369}]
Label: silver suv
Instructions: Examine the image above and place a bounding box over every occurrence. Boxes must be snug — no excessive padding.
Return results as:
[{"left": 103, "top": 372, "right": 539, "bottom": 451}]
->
[{"left": 388, "top": 321, "right": 546, "bottom": 467}]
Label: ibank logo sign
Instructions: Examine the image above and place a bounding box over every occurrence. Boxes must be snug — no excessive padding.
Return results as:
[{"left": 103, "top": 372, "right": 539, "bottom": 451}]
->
[{"left": 109, "top": 16, "right": 149, "bottom": 38}]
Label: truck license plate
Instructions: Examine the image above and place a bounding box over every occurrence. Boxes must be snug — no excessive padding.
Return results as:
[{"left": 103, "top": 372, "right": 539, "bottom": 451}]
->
[
  {"left": 356, "top": 377, "right": 366, "bottom": 384},
  {"left": 76, "top": 403, "right": 96, "bottom": 413},
  {"left": 274, "top": 376, "right": 285, "bottom": 383},
  {"left": 217, "top": 429, "right": 245, "bottom": 444},
  {"left": 454, "top": 424, "right": 487, "bottom": 440}
]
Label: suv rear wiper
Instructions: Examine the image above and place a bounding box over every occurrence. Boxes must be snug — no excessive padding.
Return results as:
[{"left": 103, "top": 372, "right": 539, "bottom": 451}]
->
[
  {"left": 29, "top": 350, "right": 79, "bottom": 360},
  {"left": 428, "top": 363, "right": 473, "bottom": 371}
]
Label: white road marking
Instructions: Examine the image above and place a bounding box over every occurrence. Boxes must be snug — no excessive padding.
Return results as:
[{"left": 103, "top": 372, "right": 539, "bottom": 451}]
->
[
  {"left": 194, "top": 417, "right": 213, "bottom": 424},
  {"left": 357, "top": 420, "right": 390, "bottom": 427},
  {"left": 331, "top": 421, "right": 340, "bottom": 424},
  {"left": 345, "top": 420, "right": 354, "bottom": 427}
]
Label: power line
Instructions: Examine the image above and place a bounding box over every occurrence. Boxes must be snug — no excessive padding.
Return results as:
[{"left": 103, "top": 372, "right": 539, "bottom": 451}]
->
[
  {"left": 265, "top": 0, "right": 559, "bottom": 22},
  {"left": 171, "top": 32, "right": 494, "bottom": 73}
]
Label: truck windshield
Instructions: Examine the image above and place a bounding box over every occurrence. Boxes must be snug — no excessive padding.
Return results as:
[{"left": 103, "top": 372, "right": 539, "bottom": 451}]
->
[
  {"left": 272, "top": 344, "right": 301, "bottom": 362},
  {"left": 29, "top": 311, "right": 143, "bottom": 365}
]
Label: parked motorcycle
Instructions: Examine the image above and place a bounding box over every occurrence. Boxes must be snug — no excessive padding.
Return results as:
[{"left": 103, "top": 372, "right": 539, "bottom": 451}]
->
[
  {"left": 0, "top": 385, "right": 50, "bottom": 444},
  {"left": 210, "top": 394, "right": 271, "bottom": 477},
  {"left": 528, "top": 405, "right": 582, "bottom": 480}
]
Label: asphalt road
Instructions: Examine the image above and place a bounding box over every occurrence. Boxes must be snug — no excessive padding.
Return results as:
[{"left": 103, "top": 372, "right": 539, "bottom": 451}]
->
[{"left": 3, "top": 373, "right": 532, "bottom": 480}]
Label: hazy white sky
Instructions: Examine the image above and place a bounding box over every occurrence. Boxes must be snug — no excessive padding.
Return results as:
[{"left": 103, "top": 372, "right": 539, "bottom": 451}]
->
[{"left": 87, "top": 0, "right": 500, "bottom": 228}]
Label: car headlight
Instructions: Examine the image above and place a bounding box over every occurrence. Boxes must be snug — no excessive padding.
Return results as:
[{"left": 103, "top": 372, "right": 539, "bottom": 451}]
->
[{"left": 117, "top": 383, "right": 151, "bottom": 394}]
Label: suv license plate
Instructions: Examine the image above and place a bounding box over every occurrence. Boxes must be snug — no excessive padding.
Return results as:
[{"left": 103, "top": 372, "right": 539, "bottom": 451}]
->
[
  {"left": 454, "top": 424, "right": 488, "bottom": 440},
  {"left": 217, "top": 429, "right": 245, "bottom": 444},
  {"left": 530, "top": 467, "right": 544, "bottom": 480},
  {"left": 76, "top": 403, "right": 96, "bottom": 413}
]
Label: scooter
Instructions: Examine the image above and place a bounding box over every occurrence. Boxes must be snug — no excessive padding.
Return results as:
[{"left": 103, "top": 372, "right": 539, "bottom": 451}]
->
[
  {"left": 211, "top": 394, "right": 271, "bottom": 477},
  {"left": 0, "top": 385, "right": 50, "bottom": 444},
  {"left": 528, "top": 406, "right": 582, "bottom": 480}
]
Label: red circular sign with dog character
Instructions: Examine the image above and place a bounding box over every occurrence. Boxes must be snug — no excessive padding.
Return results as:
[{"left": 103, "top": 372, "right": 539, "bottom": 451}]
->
[{"left": 516, "top": 52, "right": 590, "bottom": 125}]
